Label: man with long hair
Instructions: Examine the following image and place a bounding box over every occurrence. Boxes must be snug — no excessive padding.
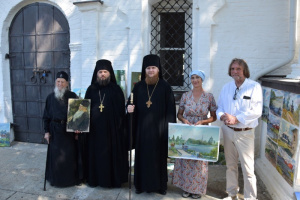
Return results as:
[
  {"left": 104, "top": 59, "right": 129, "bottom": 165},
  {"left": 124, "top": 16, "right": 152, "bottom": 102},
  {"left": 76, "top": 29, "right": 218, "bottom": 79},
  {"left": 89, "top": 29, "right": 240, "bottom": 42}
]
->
[{"left": 217, "top": 58, "right": 262, "bottom": 200}]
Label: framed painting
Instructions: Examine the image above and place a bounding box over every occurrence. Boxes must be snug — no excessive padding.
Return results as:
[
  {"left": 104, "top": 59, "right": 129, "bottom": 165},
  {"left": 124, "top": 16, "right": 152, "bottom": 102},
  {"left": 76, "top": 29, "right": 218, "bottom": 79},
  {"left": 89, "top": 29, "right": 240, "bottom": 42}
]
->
[
  {"left": 114, "top": 70, "right": 126, "bottom": 98},
  {"left": 0, "top": 123, "right": 11, "bottom": 147},
  {"left": 131, "top": 72, "right": 141, "bottom": 92},
  {"left": 67, "top": 99, "right": 91, "bottom": 132},
  {"left": 168, "top": 123, "right": 220, "bottom": 162}
]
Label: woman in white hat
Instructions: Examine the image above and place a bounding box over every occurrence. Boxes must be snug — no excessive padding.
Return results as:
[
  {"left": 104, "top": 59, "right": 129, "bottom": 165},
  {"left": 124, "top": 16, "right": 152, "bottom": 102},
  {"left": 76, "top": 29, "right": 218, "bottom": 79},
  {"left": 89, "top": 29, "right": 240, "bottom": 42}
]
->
[{"left": 172, "top": 70, "right": 217, "bottom": 199}]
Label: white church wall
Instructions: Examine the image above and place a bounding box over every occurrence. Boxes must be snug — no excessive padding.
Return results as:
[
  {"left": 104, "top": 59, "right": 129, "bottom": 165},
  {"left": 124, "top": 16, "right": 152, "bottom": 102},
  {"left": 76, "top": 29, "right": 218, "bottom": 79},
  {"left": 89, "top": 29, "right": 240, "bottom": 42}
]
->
[{"left": 211, "top": 0, "right": 290, "bottom": 98}]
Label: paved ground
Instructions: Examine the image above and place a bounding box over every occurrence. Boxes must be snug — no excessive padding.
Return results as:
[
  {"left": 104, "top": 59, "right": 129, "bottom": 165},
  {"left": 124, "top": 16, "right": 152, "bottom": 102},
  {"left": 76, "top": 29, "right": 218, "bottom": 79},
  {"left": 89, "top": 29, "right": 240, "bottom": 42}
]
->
[{"left": 0, "top": 142, "right": 272, "bottom": 200}]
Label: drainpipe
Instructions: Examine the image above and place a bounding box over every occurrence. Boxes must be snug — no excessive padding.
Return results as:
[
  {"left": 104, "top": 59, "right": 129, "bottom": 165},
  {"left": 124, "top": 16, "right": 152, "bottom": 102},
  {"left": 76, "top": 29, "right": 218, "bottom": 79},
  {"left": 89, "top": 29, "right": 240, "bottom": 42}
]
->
[{"left": 254, "top": 0, "right": 297, "bottom": 81}]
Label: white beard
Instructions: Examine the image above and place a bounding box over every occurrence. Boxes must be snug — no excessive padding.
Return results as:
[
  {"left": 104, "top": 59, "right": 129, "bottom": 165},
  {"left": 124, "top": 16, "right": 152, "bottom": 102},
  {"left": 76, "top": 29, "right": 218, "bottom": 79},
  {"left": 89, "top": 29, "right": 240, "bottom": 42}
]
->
[{"left": 54, "top": 86, "right": 67, "bottom": 100}]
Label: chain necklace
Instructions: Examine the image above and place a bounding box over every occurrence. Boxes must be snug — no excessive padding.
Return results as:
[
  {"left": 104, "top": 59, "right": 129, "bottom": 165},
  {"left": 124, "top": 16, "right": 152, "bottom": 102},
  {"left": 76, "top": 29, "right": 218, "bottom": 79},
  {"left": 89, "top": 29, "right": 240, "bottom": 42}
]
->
[
  {"left": 146, "top": 78, "right": 159, "bottom": 108},
  {"left": 99, "top": 90, "right": 105, "bottom": 112}
]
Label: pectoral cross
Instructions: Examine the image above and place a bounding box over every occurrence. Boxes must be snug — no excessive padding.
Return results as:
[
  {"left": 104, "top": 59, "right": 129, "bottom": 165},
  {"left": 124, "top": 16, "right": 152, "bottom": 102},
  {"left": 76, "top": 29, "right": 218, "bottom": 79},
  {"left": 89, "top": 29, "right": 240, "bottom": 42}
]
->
[
  {"left": 99, "top": 103, "right": 105, "bottom": 112},
  {"left": 146, "top": 100, "right": 152, "bottom": 108}
]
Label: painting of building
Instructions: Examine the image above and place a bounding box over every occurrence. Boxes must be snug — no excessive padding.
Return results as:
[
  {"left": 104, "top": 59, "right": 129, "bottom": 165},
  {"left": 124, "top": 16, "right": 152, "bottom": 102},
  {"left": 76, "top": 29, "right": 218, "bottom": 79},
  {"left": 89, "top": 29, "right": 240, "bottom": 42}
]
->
[{"left": 168, "top": 123, "right": 220, "bottom": 162}]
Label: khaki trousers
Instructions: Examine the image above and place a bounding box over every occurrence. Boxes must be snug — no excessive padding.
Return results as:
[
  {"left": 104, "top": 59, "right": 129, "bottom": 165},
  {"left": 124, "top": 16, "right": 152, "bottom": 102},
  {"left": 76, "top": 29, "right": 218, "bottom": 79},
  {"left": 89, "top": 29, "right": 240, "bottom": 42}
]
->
[{"left": 221, "top": 124, "right": 257, "bottom": 200}]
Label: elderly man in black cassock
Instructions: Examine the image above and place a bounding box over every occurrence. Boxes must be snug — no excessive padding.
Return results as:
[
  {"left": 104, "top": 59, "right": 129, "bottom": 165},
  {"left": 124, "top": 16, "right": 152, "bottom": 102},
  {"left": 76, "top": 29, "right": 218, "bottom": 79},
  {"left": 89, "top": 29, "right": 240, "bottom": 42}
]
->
[
  {"left": 127, "top": 54, "right": 176, "bottom": 195},
  {"left": 83, "top": 59, "right": 128, "bottom": 188},
  {"left": 43, "top": 71, "right": 79, "bottom": 187}
]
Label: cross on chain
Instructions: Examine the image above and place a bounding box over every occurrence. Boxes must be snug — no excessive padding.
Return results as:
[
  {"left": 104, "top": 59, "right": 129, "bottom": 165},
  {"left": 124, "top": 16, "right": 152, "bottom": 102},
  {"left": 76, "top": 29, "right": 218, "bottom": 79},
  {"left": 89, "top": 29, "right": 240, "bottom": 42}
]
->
[
  {"left": 99, "top": 103, "right": 105, "bottom": 112},
  {"left": 146, "top": 100, "right": 152, "bottom": 108}
]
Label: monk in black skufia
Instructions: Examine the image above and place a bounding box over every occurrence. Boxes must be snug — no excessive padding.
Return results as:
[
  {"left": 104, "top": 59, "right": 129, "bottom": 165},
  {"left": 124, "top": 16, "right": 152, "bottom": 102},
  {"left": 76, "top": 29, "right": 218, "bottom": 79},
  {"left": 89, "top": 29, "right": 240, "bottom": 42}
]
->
[
  {"left": 84, "top": 59, "right": 128, "bottom": 187},
  {"left": 43, "top": 71, "right": 79, "bottom": 187},
  {"left": 127, "top": 54, "right": 176, "bottom": 195}
]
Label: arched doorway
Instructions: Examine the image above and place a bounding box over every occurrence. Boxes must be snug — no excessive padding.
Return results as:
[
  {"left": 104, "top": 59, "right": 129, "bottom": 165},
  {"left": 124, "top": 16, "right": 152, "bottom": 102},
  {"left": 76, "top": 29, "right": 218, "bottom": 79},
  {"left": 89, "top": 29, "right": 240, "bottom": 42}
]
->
[{"left": 9, "top": 2, "right": 70, "bottom": 143}]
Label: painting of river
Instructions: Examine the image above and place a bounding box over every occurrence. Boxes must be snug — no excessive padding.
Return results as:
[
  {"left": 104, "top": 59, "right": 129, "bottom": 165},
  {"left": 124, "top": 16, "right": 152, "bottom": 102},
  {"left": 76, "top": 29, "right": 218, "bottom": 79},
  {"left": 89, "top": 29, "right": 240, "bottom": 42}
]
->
[{"left": 168, "top": 123, "right": 220, "bottom": 162}]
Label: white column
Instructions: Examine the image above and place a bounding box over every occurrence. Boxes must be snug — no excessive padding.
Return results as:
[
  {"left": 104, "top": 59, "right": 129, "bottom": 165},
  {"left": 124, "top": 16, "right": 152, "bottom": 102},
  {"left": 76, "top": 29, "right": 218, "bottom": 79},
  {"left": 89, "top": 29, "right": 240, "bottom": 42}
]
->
[
  {"left": 74, "top": 2, "right": 102, "bottom": 88},
  {"left": 192, "top": 0, "right": 225, "bottom": 91}
]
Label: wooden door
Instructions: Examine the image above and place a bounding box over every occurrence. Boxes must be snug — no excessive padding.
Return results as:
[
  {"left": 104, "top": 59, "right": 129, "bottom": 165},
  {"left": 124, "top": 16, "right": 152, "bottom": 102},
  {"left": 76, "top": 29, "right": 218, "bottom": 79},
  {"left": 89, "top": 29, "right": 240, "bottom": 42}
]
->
[{"left": 9, "top": 3, "right": 70, "bottom": 143}]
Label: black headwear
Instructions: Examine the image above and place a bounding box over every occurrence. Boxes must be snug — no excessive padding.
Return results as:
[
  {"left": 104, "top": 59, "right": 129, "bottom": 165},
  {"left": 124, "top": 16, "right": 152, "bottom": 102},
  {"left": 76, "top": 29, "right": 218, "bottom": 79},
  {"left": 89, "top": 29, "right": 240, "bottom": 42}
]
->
[
  {"left": 141, "top": 54, "right": 163, "bottom": 80},
  {"left": 90, "top": 59, "right": 117, "bottom": 84},
  {"left": 80, "top": 99, "right": 90, "bottom": 107},
  {"left": 56, "top": 71, "right": 69, "bottom": 81}
]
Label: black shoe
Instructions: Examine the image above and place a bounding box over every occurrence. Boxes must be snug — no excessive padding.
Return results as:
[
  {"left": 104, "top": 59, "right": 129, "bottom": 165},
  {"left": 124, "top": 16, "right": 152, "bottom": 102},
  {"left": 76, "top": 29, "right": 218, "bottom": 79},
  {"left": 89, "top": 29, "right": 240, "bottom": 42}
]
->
[
  {"left": 135, "top": 189, "right": 143, "bottom": 194},
  {"left": 88, "top": 184, "right": 97, "bottom": 188},
  {"left": 158, "top": 190, "right": 167, "bottom": 195},
  {"left": 76, "top": 182, "right": 82, "bottom": 186}
]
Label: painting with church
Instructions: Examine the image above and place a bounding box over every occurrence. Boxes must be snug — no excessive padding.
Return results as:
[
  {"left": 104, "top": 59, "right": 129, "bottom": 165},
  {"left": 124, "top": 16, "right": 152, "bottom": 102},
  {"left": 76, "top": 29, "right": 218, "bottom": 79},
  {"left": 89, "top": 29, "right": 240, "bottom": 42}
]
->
[{"left": 168, "top": 123, "right": 220, "bottom": 162}]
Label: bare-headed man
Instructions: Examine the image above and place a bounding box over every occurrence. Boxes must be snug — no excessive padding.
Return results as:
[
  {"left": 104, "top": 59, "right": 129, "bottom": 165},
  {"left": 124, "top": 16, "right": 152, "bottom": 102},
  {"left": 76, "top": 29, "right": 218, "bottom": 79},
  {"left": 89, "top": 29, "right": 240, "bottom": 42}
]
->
[{"left": 216, "top": 58, "right": 262, "bottom": 200}]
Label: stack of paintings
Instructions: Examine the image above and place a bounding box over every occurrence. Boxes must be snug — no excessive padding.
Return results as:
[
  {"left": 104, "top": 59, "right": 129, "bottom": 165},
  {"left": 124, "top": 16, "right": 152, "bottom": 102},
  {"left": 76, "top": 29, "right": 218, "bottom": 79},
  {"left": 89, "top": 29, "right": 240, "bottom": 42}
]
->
[{"left": 263, "top": 87, "right": 300, "bottom": 186}]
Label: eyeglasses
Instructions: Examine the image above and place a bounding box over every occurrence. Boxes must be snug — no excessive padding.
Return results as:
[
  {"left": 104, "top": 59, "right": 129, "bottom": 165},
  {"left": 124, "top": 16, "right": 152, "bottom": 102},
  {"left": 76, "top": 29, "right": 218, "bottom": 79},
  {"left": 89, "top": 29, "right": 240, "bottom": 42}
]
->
[{"left": 233, "top": 88, "right": 239, "bottom": 100}]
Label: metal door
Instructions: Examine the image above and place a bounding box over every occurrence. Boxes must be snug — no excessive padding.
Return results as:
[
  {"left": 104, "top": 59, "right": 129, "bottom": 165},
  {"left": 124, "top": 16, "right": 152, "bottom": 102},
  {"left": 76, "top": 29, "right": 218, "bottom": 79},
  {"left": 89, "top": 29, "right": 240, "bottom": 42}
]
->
[{"left": 8, "top": 3, "right": 70, "bottom": 143}]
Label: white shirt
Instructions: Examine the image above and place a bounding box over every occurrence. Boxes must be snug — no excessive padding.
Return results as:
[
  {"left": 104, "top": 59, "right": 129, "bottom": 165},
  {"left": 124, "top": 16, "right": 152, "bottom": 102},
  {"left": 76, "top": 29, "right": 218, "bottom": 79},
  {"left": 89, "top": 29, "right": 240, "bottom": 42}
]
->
[{"left": 216, "top": 78, "right": 262, "bottom": 128}]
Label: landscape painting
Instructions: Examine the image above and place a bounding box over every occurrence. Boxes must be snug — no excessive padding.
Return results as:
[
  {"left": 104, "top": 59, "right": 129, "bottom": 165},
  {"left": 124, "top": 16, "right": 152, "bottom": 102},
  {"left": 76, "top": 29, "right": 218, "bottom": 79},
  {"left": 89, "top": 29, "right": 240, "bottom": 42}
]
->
[
  {"left": 265, "top": 136, "right": 278, "bottom": 167},
  {"left": 282, "top": 92, "right": 300, "bottom": 127},
  {"left": 262, "top": 87, "right": 271, "bottom": 123},
  {"left": 278, "top": 121, "right": 298, "bottom": 159},
  {"left": 267, "top": 112, "right": 280, "bottom": 141},
  {"left": 269, "top": 89, "right": 284, "bottom": 117},
  {"left": 0, "top": 123, "right": 10, "bottom": 147},
  {"left": 263, "top": 87, "right": 271, "bottom": 107},
  {"left": 131, "top": 72, "right": 141, "bottom": 91},
  {"left": 114, "top": 70, "right": 126, "bottom": 98},
  {"left": 168, "top": 123, "right": 220, "bottom": 162},
  {"left": 262, "top": 106, "right": 269, "bottom": 123},
  {"left": 276, "top": 146, "right": 295, "bottom": 186}
]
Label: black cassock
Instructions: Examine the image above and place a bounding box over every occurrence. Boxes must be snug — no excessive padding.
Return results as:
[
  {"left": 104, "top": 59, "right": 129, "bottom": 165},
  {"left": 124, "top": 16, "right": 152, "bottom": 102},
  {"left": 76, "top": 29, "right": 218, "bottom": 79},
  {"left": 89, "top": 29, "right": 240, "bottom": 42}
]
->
[
  {"left": 84, "top": 82, "right": 128, "bottom": 187},
  {"left": 43, "top": 90, "right": 78, "bottom": 187},
  {"left": 129, "top": 79, "right": 176, "bottom": 192}
]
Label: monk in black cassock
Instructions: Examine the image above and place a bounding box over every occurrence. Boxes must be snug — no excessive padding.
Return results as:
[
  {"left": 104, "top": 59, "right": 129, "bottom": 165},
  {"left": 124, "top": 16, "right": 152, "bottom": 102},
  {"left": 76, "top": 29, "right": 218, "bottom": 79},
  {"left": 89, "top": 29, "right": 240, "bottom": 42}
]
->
[
  {"left": 127, "top": 54, "right": 176, "bottom": 195},
  {"left": 84, "top": 59, "right": 128, "bottom": 187},
  {"left": 43, "top": 71, "right": 79, "bottom": 187}
]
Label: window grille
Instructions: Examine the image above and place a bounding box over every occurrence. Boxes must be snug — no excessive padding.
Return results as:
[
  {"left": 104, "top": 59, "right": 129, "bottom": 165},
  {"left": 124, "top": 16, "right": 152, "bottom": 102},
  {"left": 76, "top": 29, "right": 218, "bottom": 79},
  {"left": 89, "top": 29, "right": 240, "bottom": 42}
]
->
[{"left": 151, "top": 0, "right": 193, "bottom": 91}]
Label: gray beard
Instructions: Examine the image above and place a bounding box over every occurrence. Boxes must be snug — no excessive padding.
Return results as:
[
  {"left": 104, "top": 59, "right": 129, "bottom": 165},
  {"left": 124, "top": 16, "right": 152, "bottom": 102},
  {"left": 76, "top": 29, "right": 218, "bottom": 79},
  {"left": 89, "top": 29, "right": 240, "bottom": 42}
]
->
[
  {"left": 73, "top": 110, "right": 84, "bottom": 121},
  {"left": 97, "top": 76, "right": 111, "bottom": 86},
  {"left": 54, "top": 86, "right": 68, "bottom": 100}
]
